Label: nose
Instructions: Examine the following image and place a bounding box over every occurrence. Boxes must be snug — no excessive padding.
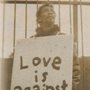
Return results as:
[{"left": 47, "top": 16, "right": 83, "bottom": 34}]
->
[{"left": 48, "top": 10, "right": 55, "bottom": 17}]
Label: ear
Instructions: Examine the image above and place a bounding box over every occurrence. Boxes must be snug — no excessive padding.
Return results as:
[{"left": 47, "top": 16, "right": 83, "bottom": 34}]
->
[{"left": 37, "top": 17, "right": 42, "bottom": 24}]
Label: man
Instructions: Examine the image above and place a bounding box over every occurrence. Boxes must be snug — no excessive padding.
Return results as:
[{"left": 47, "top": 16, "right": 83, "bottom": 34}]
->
[
  {"left": 35, "top": 4, "right": 60, "bottom": 37},
  {"left": 34, "top": 4, "right": 80, "bottom": 90}
]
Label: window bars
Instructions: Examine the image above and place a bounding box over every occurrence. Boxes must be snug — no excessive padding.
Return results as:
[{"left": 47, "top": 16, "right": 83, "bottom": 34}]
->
[{"left": 1, "top": 0, "right": 87, "bottom": 58}]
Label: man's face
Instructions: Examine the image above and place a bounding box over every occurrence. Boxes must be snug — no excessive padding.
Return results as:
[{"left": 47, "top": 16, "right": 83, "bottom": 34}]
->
[{"left": 40, "top": 6, "right": 56, "bottom": 27}]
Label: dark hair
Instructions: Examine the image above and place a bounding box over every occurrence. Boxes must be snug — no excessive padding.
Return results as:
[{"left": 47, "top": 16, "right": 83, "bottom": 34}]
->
[{"left": 36, "top": 4, "right": 54, "bottom": 18}]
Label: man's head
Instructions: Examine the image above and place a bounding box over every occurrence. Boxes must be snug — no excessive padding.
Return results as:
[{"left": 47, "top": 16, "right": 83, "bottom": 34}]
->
[{"left": 36, "top": 4, "right": 56, "bottom": 27}]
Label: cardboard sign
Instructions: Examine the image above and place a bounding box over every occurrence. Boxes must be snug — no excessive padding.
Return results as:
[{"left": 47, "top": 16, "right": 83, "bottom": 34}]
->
[{"left": 11, "top": 35, "right": 73, "bottom": 90}]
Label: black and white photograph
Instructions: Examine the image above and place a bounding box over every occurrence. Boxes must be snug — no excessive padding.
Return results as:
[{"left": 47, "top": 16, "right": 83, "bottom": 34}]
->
[{"left": 0, "top": 0, "right": 90, "bottom": 90}]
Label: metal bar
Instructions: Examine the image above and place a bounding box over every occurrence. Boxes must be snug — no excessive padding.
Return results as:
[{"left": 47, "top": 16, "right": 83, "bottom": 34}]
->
[
  {"left": 73, "top": 0, "right": 78, "bottom": 43},
  {"left": 36, "top": 0, "right": 38, "bottom": 28},
  {"left": 2, "top": 0, "right": 6, "bottom": 58},
  {"left": 37, "top": 0, "right": 38, "bottom": 11},
  {"left": 13, "top": 0, "right": 16, "bottom": 52},
  {"left": 25, "top": 0, "right": 27, "bottom": 38},
  {"left": 80, "top": 0, "right": 84, "bottom": 57},
  {"left": 58, "top": 0, "right": 61, "bottom": 31},
  {"left": 1, "top": 1, "right": 90, "bottom": 5},
  {"left": 69, "top": 0, "right": 72, "bottom": 34},
  {"left": 80, "top": 0, "right": 85, "bottom": 90}
]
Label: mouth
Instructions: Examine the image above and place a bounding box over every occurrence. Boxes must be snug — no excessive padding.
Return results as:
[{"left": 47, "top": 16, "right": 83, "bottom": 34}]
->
[
  {"left": 48, "top": 15, "right": 54, "bottom": 18},
  {"left": 47, "top": 17, "right": 54, "bottom": 23}
]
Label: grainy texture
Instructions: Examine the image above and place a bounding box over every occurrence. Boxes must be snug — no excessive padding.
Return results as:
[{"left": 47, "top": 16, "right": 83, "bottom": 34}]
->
[{"left": 1, "top": 58, "right": 13, "bottom": 90}]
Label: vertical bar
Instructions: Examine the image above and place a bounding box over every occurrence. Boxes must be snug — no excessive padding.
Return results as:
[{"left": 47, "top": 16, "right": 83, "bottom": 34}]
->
[
  {"left": 69, "top": 0, "right": 72, "bottom": 34},
  {"left": 73, "top": 0, "right": 78, "bottom": 43},
  {"left": 2, "top": 0, "right": 5, "bottom": 59},
  {"left": 58, "top": 0, "right": 61, "bottom": 31},
  {"left": 73, "top": 1, "right": 81, "bottom": 90},
  {"left": 37, "top": 0, "right": 38, "bottom": 11},
  {"left": 25, "top": 0, "right": 27, "bottom": 38},
  {"left": 13, "top": 0, "right": 16, "bottom": 53},
  {"left": 80, "top": 0, "right": 84, "bottom": 90},
  {"left": 37, "top": 0, "right": 38, "bottom": 28},
  {"left": 80, "top": 0, "right": 84, "bottom": 57}
]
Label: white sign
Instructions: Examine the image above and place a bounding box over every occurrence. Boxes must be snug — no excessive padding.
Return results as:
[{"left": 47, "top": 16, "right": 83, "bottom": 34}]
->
[{"left": 11, "top": 35, "right": 73, "bottom": 90}]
